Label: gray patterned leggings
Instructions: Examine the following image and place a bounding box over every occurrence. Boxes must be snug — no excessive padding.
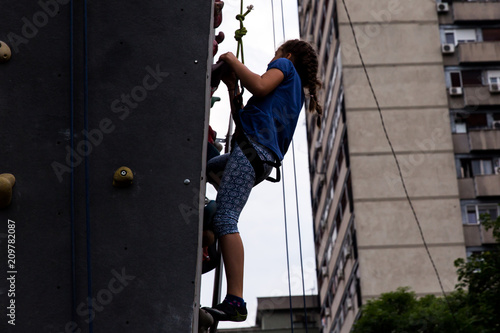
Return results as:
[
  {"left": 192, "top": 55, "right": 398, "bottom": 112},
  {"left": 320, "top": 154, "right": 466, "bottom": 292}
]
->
[{"left": 207, "top": 140, "right": 274, "bottom": 237}]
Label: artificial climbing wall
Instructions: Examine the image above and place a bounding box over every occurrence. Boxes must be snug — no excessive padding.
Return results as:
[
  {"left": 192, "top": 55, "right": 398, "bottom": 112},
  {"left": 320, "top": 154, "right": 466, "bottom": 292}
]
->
[{"left": 0, "top": 1, "right": 212, "bottom": 332}]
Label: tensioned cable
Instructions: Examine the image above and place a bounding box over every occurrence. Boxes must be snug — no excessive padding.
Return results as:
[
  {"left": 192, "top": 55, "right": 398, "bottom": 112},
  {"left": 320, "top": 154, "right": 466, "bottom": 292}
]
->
[
  {"left": 290, "top": 140, "right": 310, "bottom": 332},
  {"left": 339, "top": 0, "right": 461, "bottom": 330},
  {"left": 271, "top": 1, "right": 310, "bottom": 330},
  {"left": 83, "top": 1, "right": 94, "bottom": 331},
  {"left": 69, "top": 0, "right": 77, "bottom": 324},
  {"left": 271, "top": 1, "right": 294, "bottom": 330},
  {"left": 281, "top": 167, "right": 295, "bottom": 333}
]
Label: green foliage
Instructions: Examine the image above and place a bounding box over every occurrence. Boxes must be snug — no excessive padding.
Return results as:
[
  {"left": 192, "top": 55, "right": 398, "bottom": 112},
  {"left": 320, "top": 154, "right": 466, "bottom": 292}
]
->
[
  {"left": 351, "top": 287, "right": 476, "bottom": 333},
  {"left": 353, "top": 206, "right": 500, "bottom": 333},
  {"left": 454, "top": 208, "right": 500, "bottom": 333}
]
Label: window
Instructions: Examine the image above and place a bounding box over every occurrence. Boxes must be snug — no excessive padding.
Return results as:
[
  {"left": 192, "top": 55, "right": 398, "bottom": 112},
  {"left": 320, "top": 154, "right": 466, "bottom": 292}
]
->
[
  {"left": 466, "top": 113, "right": 488, "bottom": 130},
  {"left": 460, "top": 158, "right": 499, "bottom": 178},
  {"left": 488, "top": 71, "right": 500, "bottom": 85},
  {"left": 472, "top": 159, "right": 493, "bottom": 176},
  {"left": 456, "top": 29, "right": 477, "bottom": 44},
  {"left": 461, "top": 70, "right": 483, "bottom": 87},
  {"left": 320, "top": 183, "right": 334, "bottom": 232},
  {"left": 445, "top": 31, "right": 455, "bottom": 44},
  {"left": 454, "top": 115, "right": 467, "bottom": 134},
  {"left": 466, "top": 204, "right": 499, "bottom": 224},
  {"left": 482, "top": 28, "right": 500, "bottom": 42},
  {"left": 450, "top": 71, "right": 462, "bottom": 88},
  {"left": 444, "top": 29, "right": 477, "bottom": 45},
  {"left": 326, "top": 240, "right": 333, "bottom": 262}
]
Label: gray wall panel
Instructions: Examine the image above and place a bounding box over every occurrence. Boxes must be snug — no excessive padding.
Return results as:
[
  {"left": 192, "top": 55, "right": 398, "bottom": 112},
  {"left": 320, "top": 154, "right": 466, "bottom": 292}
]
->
[{"left": 1, "top": 1, "right": 211, "bottom": 332}]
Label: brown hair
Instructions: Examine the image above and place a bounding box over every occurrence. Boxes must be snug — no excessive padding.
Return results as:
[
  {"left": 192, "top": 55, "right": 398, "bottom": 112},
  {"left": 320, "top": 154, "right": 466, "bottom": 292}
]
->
[{"left": 280, "top": 39, "right": 323, "bottom": 126}]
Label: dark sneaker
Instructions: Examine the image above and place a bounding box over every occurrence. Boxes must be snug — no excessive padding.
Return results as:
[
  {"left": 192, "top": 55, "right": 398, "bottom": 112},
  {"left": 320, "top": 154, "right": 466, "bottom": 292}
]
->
[{"left": 202, "top": 300, "right": 247, "bottom": 322}]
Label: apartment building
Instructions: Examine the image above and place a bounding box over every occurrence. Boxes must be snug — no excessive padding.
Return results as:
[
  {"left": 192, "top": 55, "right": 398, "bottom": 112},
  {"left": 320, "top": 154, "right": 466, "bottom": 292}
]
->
[
  {"left": 219, "top": 295, "right": 321, "bottom": 333},
  {"left": 298, "top": 0, "right": 500, "bottom": 332}
]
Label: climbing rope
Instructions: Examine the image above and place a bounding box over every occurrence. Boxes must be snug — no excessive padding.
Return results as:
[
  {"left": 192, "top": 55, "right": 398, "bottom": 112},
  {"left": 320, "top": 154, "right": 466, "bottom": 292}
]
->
[
  {"left": 339, "top": 0, "right": 461, "bottom": 331},
  {"left": 224, "top": 0, "right": 252, "bottom": 154},
  {"left": 234, "top": 0, "right": 253, "bottom": 64}
]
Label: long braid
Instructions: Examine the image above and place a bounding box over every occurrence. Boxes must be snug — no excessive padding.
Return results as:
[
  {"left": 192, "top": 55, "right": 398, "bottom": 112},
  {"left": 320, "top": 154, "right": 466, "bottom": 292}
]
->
[{"left": 281, "top": 39, "right": 323, "bottom": 127}]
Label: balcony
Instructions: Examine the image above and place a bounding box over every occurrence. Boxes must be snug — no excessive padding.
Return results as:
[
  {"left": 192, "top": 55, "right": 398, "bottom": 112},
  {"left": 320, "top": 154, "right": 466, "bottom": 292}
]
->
[
  {"left": 463, "top": 224, "right": 497, "bottom": 247},
  {"left": 458, "top": 178, "right": 475, "bottom": 199},
  {"left": 469, "top": 129, "right": 500, "bottom": 151},
  {"left": 458, "top": 174, "right": 500, "bottom": 199},
  {"left": 458, "top": 42, "right": 500, "bottom": 64},
  {"left": 448, "top": 86, "right": 500, "bottom": 109},
  {"left": 476, "top": 174, "right": 500, "bottom": 197},
  {"left": 453, "top": 2, "right": 500, "bottom": 23},
  {"left": 452, "top": 130, "right": 500, "bottom": 153}
]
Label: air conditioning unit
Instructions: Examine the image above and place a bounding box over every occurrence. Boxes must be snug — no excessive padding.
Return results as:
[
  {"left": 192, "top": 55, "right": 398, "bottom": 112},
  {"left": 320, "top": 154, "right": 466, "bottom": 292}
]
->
[
  {"left": 442, "top": 43, "right": 455, "bottom": 54},
  {"left": 346, "top": 298, "right": 353, "bottom": 310},
  {"left": 336, "top": 268, "right": 344, "bottom": 281},
  {"left": 437, "top": 2, "right": 449, "bottom": 13},
  {"left": 493, "top": 120, "right": 500, "bottom": 130},
  {"left": 321, "top": 266, "right": 328, "bottom": 278},
  {"left": 449, "top": 87, "right": 463, "bottom": 96},
  {"left": 489, "top": 83, "right": 500, "bottom": 94},
  {"left": 343, "top": 246, "right": 351, "bottom": 260},
  {"left": 324, "top": 308, "right": 331, "bottom": 317},
  {"left": 495, "top": 166, "right": 500, "bottom": 175}
]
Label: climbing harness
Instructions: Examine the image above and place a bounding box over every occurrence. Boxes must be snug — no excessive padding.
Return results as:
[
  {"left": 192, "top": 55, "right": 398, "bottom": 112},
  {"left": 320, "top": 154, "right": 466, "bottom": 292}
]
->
[{"left": 235, "top": 134, "right": 281, "bottom": 185}]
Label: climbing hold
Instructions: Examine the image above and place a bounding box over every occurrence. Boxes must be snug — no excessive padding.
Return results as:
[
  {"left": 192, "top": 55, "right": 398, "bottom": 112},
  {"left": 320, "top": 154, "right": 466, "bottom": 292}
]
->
[
  {"left": 0, "top": 41, "right": 11, "bottom": 63},
  {"left": 0, "top": 173, "right": 15, "bottom": 209},
  {"left": 202, "top": 230, "right": 215, "bottom": 248},
  {"left": 210, "top": 61, "right": 230, "bottom": 92},
  {"left": 211, "top": 96, "right": 221, "bottom": 108},
  {"left": 215, "top": 31, "right": 225, "bottom": 44},
  {"left": 199, "top": 308, "right": 214, "bottom": 333},
  {"left": 203, "top": 200, "right": 216, "bottom": 244},
  {"left": 113, "top": 167, "right": 133, "bottom": 187},
  {"left": 213, "top": 40, "right": 219, "bottom": 57},
  {"left": 213, "top": 0, "right": 224, "bottom": 29},
  {"left": 213, "top": 31, "right": 225, "bottom": 57}
]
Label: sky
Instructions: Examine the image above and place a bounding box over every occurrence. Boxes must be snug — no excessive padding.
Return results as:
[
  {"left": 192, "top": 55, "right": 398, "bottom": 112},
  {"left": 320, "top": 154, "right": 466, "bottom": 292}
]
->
[{"left": 201, "top": 0, "right": 319, "bottom": 329}]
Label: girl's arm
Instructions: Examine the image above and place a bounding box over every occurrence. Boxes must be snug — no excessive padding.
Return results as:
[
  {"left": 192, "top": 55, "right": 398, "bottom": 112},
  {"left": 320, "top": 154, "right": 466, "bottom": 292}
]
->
[{"left": 219, "top": 52, "right": 284, "bottom": 98}]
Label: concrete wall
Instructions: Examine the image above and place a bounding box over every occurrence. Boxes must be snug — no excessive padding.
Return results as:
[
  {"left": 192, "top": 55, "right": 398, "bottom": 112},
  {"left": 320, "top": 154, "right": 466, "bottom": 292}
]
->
[{"left": 337, "top": 0, "right": 465, "bottom": 309}]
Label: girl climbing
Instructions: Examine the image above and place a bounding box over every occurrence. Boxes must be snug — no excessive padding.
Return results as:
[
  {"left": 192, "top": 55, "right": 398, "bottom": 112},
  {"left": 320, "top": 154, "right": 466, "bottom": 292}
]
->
[{"left": 203, "top": 39, "right": 322, "bottom": 322}]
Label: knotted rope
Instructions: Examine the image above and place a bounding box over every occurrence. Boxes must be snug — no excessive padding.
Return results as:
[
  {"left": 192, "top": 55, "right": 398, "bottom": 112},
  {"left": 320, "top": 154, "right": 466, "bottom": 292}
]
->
[{"left": 235, "top": 1, "right": 253, "bottom": 64}]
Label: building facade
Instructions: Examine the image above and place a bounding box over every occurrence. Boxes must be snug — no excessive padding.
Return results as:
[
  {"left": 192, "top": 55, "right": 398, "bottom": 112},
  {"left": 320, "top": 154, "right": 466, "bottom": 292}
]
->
[
  {"left": 298, "top": 0, "right": 500, "bottom": 332},
  {"left": 219, "top": 295, "right": 321, "bottom": 332}
]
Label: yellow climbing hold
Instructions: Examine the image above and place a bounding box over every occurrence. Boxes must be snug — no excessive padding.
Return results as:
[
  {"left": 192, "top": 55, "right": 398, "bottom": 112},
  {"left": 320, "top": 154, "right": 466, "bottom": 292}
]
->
[
  {"left": 0, "top": 173, "right": 15, "bottom": 209},
  {"left": 0, "top": 41, "right": 12, "bottom": 63},
  {"left": 113, "top": 167, "right": 133, "bottom": 188}
]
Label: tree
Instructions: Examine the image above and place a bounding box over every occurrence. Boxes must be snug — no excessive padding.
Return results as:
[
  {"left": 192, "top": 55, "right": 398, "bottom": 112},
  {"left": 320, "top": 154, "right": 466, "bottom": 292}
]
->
[
  {"left": 351, "top": 287, "right": 476, "bottom": 333},
  {"left": 352, "top": 205, "right": 500, "bottom": 333},
  {"left": 454, "top": 208, "right": 500, "bottom": 333}
]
